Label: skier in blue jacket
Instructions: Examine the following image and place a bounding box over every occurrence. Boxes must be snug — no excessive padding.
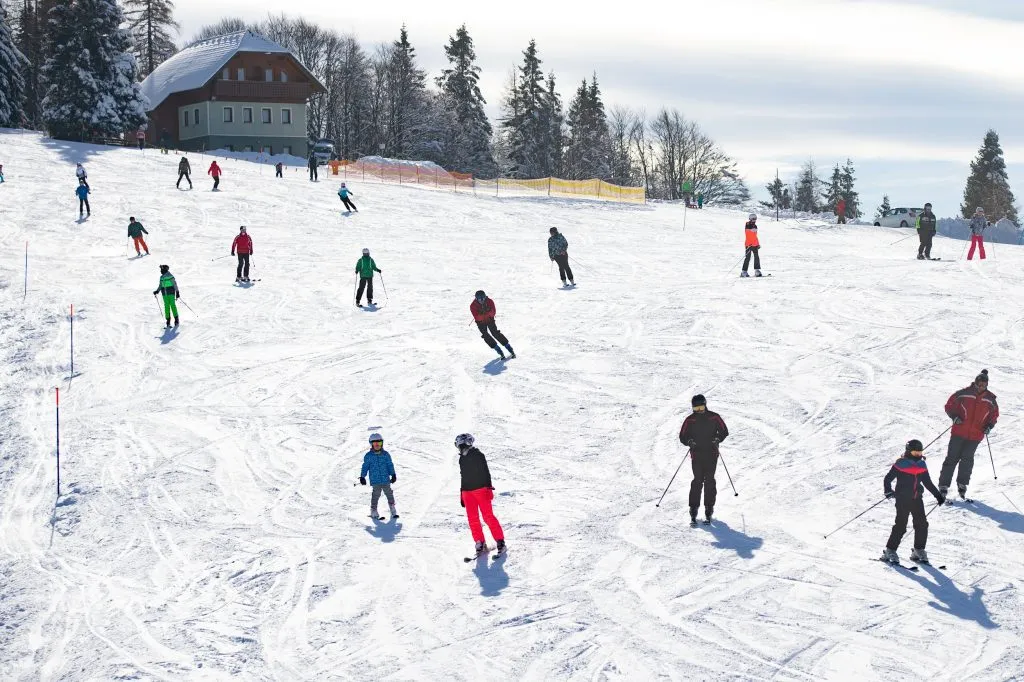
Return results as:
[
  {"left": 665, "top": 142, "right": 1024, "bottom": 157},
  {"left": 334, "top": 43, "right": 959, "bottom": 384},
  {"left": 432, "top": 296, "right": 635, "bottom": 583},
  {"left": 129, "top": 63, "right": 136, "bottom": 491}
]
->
[
  {"left": 338, "top": 183, "right": 358, "bottom": 212},
  {"left": 360, "top": 433, "right": 398, "bottom": 520},
  {"left": 75, "top": 183, "right": 90, "bottom": 218}
]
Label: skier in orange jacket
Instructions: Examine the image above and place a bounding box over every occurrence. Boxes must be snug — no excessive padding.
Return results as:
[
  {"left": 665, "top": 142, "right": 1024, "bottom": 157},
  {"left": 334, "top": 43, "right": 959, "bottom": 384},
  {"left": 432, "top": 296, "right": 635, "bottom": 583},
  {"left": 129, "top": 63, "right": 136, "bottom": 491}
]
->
[{"left": 741, "top": 214, "right": 763, "bottom": 277}]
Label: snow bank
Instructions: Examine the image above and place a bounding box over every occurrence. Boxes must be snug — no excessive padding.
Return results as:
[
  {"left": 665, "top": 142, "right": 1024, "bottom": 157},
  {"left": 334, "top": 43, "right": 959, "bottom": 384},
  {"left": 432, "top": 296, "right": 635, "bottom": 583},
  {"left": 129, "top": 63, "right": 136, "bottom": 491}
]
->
[{"left": 938, "top": 216, "right": 1022, "bottom": 244}]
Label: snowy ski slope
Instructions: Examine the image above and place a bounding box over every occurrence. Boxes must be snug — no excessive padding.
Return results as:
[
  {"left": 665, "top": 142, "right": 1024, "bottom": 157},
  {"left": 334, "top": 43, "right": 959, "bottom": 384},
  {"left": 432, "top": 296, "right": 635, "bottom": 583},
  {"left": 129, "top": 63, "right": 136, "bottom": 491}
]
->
[{"left": 1, "top": 130, "right": 1023, "bottom": 681}]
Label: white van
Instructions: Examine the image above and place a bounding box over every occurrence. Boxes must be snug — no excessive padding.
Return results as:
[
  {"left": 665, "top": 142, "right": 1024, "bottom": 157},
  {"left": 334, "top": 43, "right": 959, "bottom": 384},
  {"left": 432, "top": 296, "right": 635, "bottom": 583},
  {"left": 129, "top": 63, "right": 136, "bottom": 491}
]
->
[{"left": 312, "top": 139, "right": 335, "bottom": 166}]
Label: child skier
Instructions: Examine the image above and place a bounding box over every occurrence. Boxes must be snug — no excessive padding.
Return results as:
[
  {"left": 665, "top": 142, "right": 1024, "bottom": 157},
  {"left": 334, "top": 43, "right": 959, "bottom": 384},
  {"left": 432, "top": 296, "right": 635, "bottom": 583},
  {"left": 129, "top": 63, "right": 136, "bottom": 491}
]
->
[
  {"left": 152, "top": 264, "right": 180, "bottom": 328},
  {"left": 75, "top": 183, "right": 90, "bottom": 218},
  {"left": 338, "top": 183, "right": 357, "bottom": 212},
  {"left": 741, "top": 213, "right": 762, "bottom": 277},
  {"left": 359, "top": 433, "right": 399, "bottom": 520},
  {"left": 354, "top": 248, "right": 380, "bottom": 306},
  {"left": 471, "top": 290, "right": 515, "bottom": 360},
  {"left": 208, "top": 160, "right": 222, "bottom": 191},
  {"left": 548, "top": 227, "right": 574, "bottom": 286},
  {"left": 128, "top": 217, "right": 150, "bottom": 255},
  {"left": 967, "top": 207, "right": 988, "bottom": 260},
  {"left": 231, "top": 226, "right": 253, "bottom": 282},
  {"left": 881, "top": 439, "right": 946, "bottom": 565},
  {"left": 75, "top": 163, "right": 88, "bottom": 188},
  {"left": 456, "top": 433, "right": 506, "bottom": 558},
  {"left": 678, "top": 394, "right": 730, "bottom": 525}
]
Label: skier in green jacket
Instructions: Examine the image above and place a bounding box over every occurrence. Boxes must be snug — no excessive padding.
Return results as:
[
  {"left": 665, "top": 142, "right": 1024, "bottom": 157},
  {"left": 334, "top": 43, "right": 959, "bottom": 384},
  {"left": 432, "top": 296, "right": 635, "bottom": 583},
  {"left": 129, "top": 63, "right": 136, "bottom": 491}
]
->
[
  {"left": 355, "top": 248, "right": 381, "bottom": 307},
  {"left": 152, "top": 264, "right": 180, "bottom": 328},
  {"left": 128, "top": 217, "right": 149, "bottom": 256}
]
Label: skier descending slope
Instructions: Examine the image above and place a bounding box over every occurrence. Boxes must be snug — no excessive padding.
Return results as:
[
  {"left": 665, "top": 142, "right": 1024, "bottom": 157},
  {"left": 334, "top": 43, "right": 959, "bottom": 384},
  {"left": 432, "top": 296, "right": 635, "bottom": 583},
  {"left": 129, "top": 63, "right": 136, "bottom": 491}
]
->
[
  {"left": 231, "top": 226, "right": 253, "bottom": 282},
  {"left": 678, "top": 394, "right": 729, "bottom": 525},
  {"left": 939, "top": 370, "right": 998, "bottom": 501},
  {"left": 547, "top": 227, "right": 575, "bottom": 286},
  {"left": 360, "top": 433, "right": 398, "bottom": 521},
  {"left": 471, "top": 290, "right": 516, "bottom": 360},
  {"left": 916, "top": 203, "right": 937, "bottom": 260},
  {"left": 75, "top": 162, "right": 88, "bottom": 188},
  {"left": 338, "top": 183, "right": 357, "bottom": 212},
  {"left": 741, "top": 214, "right": 763, "bottom": 277},
  {"left": 152, "top": 264, "right": 180, "bottom": 328},
  {"left": 354, "top": 248, "right": 381, "bottom": 306},
  {"left": 208, "top": 160, "right": 222, "bottom": 191},
  {"left": 75, "top": 183, "right": 91, "bottom": 218},
  {"left": 127, "top": 217, "right": 150, "bottom": 256},
  {"left": 456, "top": 433, "right": 507, "bottom": 560},
  {"left": 880, "top": 439, "right": 946, "bottom": 566},
  {"left": 176, "top": 156, "right": 192, "bottom": 189}
]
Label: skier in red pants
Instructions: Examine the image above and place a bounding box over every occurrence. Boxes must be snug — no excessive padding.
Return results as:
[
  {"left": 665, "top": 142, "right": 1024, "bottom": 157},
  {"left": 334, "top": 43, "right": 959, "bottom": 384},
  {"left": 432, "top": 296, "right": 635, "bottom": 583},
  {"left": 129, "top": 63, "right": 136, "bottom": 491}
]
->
[{"left": 456, "top": 433, "right": 507, "bottom": 559}]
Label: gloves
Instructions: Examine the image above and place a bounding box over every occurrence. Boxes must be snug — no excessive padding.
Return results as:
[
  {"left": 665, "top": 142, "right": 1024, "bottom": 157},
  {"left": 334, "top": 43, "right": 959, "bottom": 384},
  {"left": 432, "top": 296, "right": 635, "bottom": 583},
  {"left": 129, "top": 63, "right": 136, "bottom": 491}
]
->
[
  {"left": 952, "top": 417, "right": 963, "bottom": 425},
  {"left": 359, "top": 477, "right": 366, "bottom": 485},
  {"left": 460, "top": 494, "right": 465, "bottom": 508},
  {"left": 885, "top": 491, "right": 895, "bottom": 499},
  {"left": 936, "top": 495, "right": 946, "bottom": 505},
  {"left": 685, "top": 439, "right": 695, "bottom": 448},
  {"left": 377, "top": 269, "right": 382, "bottom": 273},
  {"left": 175, "top": 292, "right": 180, "bottom": 299},
  {"left": 712, "top": 438, "right": 720, "bottom": 444},
  {"left": 984, "top": 425, "right": 993, "bottom": 435},
  {"left": 152, "top": 291, "right": 158, "bottom": 296},
  {"left": 389, "top": 474, "right": 396, "bottom": 484}
]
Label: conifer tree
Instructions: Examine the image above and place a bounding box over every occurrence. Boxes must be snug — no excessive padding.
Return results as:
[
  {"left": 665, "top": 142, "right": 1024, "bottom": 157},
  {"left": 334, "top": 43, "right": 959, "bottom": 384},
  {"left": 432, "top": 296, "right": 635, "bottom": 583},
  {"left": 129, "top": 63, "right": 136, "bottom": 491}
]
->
[
  {"left": 13, "top": 0, "right": 53, "bottom": 127},
  {"left": 539, "top": 72, "right": 564, "bottom": 177},
  {"left": 500, "top": 39, "right": 548, "bottom": 178},
  {"left": 564, "top": 75, "right": 611, "bottom": 180},
  {"left": 124, "top": 0, "right": 179, "bottom": 78},
  {"left": 876, "top": 194, "right": 891, "bottom": 219},
  {"left": 382, "top": 25, "right": 428, "bottom": 158},
  {"left": 794, "top": 160, "right": 821, "bottom": 213},
  {"left": 0, "top": 1, "right": 28, "bottom": 127},
  {"left": 961, "top": 130, "right": 1018, "bottom": 223},
  {"left": 435, "top": 24, "right": 495, "bottom": 177},
  {"left": 824, "top": 163, "right": 843, "bottom": 213},
  {"left": 839, "top": 158, "right": 861, "bottom": 218},
  {"left": 763, "top": 177, "right": 789, "bottom": 210}
]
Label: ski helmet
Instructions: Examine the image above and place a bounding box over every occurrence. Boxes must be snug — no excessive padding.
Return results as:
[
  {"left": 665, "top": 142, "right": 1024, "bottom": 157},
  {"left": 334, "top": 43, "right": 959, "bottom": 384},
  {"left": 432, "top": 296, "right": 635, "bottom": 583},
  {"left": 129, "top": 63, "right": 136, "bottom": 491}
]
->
[
  {"left": 549, "top": 227, "right": 558, "bottom": 235},
  {"left": 474, "top": 290, "right": 486, "bottom": 301},
  {"left": 976, "top": 206, "right": 985, "bottom": 214},
  {"left": 748, "top": 213, "right": 757, "bottom": 221},
  {"left": 368, "top": 432, "right": 383, "bottom": 444},
  {"left": 159, "top": 264, "right": 169, "bottom": 273},
  {"left": 455, "top": 433, "right": 475, "bottom": 449},
  {"left": 905, "top": 439, "right": 923, "bottom": 453},
  {"left": 341, "top": 182, "right": 346, "bottom": 188},
  {"left": 239, "top": 225, "right": 246, "bottom": 232},
  {"left": 362, "top": 248, "right": 370, "bottom": 255}
]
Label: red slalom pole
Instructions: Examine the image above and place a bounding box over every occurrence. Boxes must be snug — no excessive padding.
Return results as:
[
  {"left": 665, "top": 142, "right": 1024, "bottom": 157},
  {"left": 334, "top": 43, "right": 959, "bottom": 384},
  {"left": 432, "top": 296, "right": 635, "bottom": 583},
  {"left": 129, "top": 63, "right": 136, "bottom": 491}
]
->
[{"left": 55, "top": 388, "right": 61, "bottom": 497}]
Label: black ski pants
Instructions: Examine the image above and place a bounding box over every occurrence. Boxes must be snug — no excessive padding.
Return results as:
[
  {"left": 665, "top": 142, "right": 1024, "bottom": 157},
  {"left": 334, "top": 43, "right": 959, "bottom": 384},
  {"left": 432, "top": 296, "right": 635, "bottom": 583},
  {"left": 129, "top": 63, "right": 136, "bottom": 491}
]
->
[
  {"left": 176, "top": 171, "right": 192, "bottom": 188},
  {"left": 938, "top": 435, "right": 980, "bottom": 490},
  {"left": 553, "top": 254, "right": 573, "bottom": 282},
  {"left": 309, "top": 164, "right": 318, "bottom": 181},
  {"left": 689, "top": 450, "right": 718, "bottom": 511},
  {"left": 357, "top": 277, "right": 374, "bottom": 304},
  {"left": 212, "top": 176, "right": 220, "bottom": 190},
  {"left": 886, "top": 495, "right": 928, "bottom": 551},
  {"left": 275, "top": 167, "right": 283, "bottom": 178},
  {"left": 742, "top": 246, "right": 761, "bottom": 272},
  {"left": 477, "top": 320, "right": 511, "bottom": 350},
  {"left": 918, "top": 230, "right": 934, "bottom": 258},
  {"left": 78, "top": 197, "right": 90, "bottom": 215},
  {"left": 341, "top": 197, "right": 357, "bottom": 211},
  {"left": 236, "top": 254, "right": 250, "bottom": 279}
]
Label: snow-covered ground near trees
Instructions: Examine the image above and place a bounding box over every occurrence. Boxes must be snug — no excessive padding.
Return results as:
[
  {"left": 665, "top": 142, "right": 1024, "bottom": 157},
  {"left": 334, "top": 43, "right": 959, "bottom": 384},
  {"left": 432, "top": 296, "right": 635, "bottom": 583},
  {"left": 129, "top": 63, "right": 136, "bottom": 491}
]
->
[{"left": 2, "top": 129, "right": 1024, "bottom": 681}]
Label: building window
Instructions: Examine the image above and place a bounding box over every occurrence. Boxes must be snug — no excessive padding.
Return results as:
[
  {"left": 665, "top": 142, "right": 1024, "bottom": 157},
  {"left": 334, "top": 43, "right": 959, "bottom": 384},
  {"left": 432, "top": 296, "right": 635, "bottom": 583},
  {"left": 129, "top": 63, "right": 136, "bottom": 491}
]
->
[
  {"left": 280, "top": 71, "right": 288, "bottom": 83},
  {"left": 261, "top": 108, "right": 272, "bottom": 124},
  {"left": 264, "top": 68, "right": 272, "bottom": 81},
  {"left": 236, "top": 67, "right": 245, "bottom": 81},
  {"left": 193, "top": 108, "right": 200, "bottom": 126},
  {"left": 282, "top": 108, "right": 292, "bottom": 125},
  {"left": 222, "top": 68, "right": 229, "bottom": 80},
  {"left": 243, "top": 107, "right": 253, "bottom": 123},
  {"left": 183, "top": 110, "right": 189, "bottom": 127},
  {"left": 223, "top": 107, "right": 233, "bottom": 123},
  {"left": 282, "top": 146, "right": 292, "bottom": 156},
  {"left": 243, "top": 145, "right": 253, "bottom": 152}
]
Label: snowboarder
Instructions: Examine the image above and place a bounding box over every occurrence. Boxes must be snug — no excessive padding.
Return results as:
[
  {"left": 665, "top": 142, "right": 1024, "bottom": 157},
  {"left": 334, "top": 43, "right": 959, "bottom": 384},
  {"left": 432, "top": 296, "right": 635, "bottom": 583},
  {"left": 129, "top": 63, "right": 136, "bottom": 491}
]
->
[
  {"left": 152, "top": 264, "right": 180, "bottom": 328},
  {"left": 128, "top": 217, "right": 150, "bottom": 256},
  {"left": 741, "top": 213, "right": 762, "bottom": 277},
  {"left": 939, "top": 370, "right": 998, "bottom": 500},
  {"left": 456, "top": 433, "right": 506, "bottom": 558},
  {"left": 880, "top": 439, "right": 946, "bottom": 565},
  {"left": 967, "top": 207, "right": 988, "bottom": 260},
  {"left": 836, "top": 198, "right": 847, "bottom": 224},
  {"left": 678, "top": 394, "right": 729, "bottom": 524},
  {"left": 338, "top": 183, "right": 357, "bottom": 212},
  {"left": 471, "top": 290, "right": 515, "bottom": 360},
  {"left": 208, "top": 160, "right": 222, "bottom": 191},
  {"left": 176, "top": 157, "right": 192, "bottom": 189},
  {"left": 916, "top": 202, "right": 937, "bottom": 260},
  {"left": 231, "top": 226, "right": 253, "bottom": 282},
  {"left": 359, "top": 433, "right": 399, "bottom": 520},
  {"left": 275, "top": 162, "right": 283, "bottom": 178},
  {"left": 307, "top": 153, "right": 318, "bottom": 182},
  {"left": 354, "top": 248, "right": 381, "bottom": 306},
  {"left": 75, "top": 163, "right": 88, "bottom": 188},
  {"left": 548, "top": 227, "right": 574, "bottom": 286},
  {"left": 135, "top": 127, "right": 146, "bottom": 150},
  {"left": 75, "top": 183, "right": 90, "bottom": 218}
]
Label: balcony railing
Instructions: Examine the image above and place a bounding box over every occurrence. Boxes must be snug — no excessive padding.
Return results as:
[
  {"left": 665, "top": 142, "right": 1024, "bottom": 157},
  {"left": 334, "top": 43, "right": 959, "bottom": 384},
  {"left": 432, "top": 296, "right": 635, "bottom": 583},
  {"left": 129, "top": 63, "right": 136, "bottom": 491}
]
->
[{"left": 213, "top": 80, "right": 312, "bottom": 101}]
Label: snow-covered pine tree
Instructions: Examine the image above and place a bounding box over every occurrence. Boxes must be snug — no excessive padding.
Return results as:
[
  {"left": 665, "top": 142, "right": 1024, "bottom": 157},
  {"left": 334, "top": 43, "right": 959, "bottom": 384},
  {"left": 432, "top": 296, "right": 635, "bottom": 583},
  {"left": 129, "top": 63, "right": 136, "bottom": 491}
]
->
[
  {"left": 124, "top": 0, "right": 179, "bottom": 78},
  {"left": 961, "top": 129, "right": 1018, "bottom": 223},
  {"left": 331, "top": 36, "right": 373, "bottom": 161},
  {"left": 564, "top": 75, "right": 611, "bottom": 180},
  {"left": 13, "top": 0, "right": 51, "bottom": 128},
  {"left": 762, "top": 177, "right": 786, "bottom": 210},
  {"left": 539, "top": 72, "right": 564, "bottom": 177},
  {"left": 0, "top": 1, "right": 29, "bottom": 127},
  {"left": 876, "top": 194, "right": 891, "bottom": 219},
  {"left": 840, "top": 158, "right": 861, "bottom": 218},
  {"left": 500, "top": 40, "right": 547, "bottom": 178},
  {"left": 824, "top": 163, "right": 843, "bottom": 214},
  {"left": 794, "top": 160, "right": 821, "bottom": 213},
  {"left": 382, "top": 25, "right": 428, "bottom": 159},
  {"left": 42, "top": 0, "right": 147, "bottom": 141},
  {"left": 435, "top": 24, "right": 495, "bottom": 177}
]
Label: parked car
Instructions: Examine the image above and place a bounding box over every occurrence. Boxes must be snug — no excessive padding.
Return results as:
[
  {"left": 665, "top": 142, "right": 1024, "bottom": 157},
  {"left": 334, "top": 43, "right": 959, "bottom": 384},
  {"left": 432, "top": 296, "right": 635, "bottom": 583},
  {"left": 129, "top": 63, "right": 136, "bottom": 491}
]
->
[
  {"left": 875, "top": 207, "right": 924, "bottom": 228},
  {"left": 311, "top": 139, "right": 336, "bottom": 166}
]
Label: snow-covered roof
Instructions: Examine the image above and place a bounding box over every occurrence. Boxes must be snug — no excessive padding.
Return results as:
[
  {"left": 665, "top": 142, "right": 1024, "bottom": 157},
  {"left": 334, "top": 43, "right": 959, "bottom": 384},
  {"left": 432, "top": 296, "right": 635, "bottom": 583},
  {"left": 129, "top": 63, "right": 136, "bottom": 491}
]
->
[{"left": 139, "top": 31, "right": 320, "bottom": 111}]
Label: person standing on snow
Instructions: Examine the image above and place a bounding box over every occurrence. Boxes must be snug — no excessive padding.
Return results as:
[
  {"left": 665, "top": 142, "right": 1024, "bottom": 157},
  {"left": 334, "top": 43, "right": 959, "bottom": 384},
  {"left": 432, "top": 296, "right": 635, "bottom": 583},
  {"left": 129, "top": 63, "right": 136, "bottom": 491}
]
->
[
  {"left": 916, "top": 202, "right": 937, "bottom": 260},
  {"left": 75, "top": 163, "right": 88, "bottom": 188},
  {"left": 231, "top": 226, "right": 253, "bottom": 282},
  {"left": 176, "top": 157, "right": 192, "bottom": 189},
  {"left": 880, "top": 439, "right": 946, "bottom": 566},
  {"left": 360, "top": 433, "right": 399, "bottom": 520},
  {"left": 836, "top": 198, "right": 847, "bottom": 224},
  {"left": 208, "top": 160, "right": 222, "bottom": 191},
  {"left": 697, "top": 193, "right": 704, "bottom": 209},
  {"left": 471, "top": 290, "right": 516, "bottom": 360},
  {"left": 939, "top": 370, "right": 998, "bottom": 500},
  {"left": 338, "top": 183, "right": 357, "bottom": 212},
  {"left": 307, "top": 153, "right": 318, "bottom": 182},
  {"left": 548, "top": 227, "right": 575, "bottom": 286},
  {"left": 75, "top": 183, "right": 91, "bottom": 218},
  {"left": 456, "top": 433, "right": 506, "bottom": 559},
  {"left": 354, "top": 248, "right": 381, "bottom": 306},
  {"left": 275, "top": 162, "right": 283, "bottom": 179},
  {"left": 679, "top": 394, "right": 729, "bottom": 525},
  {"left": 128, "top": 217, "right": 150, "bottom": 256},
  {"left": 741, "top": 213, "right": 763, "bottom": 277},
  {"left": 967, "top": 207, "right": 989, "bottom": 260},
  {"left": 135, "top": 127, "right": 146, "bottom": 150},
  {"left": 152, "top": 264, "right": 180, "bottom": 328}
]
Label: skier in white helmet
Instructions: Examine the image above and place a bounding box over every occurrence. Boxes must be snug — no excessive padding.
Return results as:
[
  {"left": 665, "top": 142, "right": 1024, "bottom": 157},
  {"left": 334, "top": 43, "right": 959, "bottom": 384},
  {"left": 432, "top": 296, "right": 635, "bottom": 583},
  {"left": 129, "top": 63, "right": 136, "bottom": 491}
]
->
[{"left": 359, "top": 433, "right": 398, "bottom": 520}]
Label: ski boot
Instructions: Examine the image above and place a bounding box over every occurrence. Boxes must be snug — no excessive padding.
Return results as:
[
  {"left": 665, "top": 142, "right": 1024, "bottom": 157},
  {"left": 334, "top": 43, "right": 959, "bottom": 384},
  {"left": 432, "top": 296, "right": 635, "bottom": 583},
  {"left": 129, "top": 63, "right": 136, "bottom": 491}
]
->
[
  {"left": 938, "top": 485, "right": 949, "bottom": 499},
  {"left": 236, "top": 277, "right": 242, "bottom": 283},
  {"left": 917, "top": 254, "right": 925, "bottom": 260},
  {"left": 504, "top": 345, "right": 516, "bottom": 360},
  {"left": 173, "top": 316, "right": 179, "bottom": 327},
  {"left": 704, "top": 507, "right": 713, "bottom": 525},
  {"left": 367, "top": 299, "right": 374, "bottom": 306},
  {"left": 165, "top": 317, "right": 171, "bottom": 329},
  {"left": 370, "top": 508, "right": 383, "bottom": 521},
  {"left": 880, "top": 548, "right": 900, "bottom": 565},
  {"left": 569, "top": 280, "right": 575, "bottom": 286},
  {"left": 958, "top": 485, "right": 968, "bottom": 501},
  {"left": 389, "top": 504, "right": 399, "bottom": 520},
  {"left": 495, "top": 347, "right": 506, "bottom": 360},
  {"left": 561, "top": 279, "right": 567, "bottom": 287},
  {"left": 754, "top": 269, "right": 763, "bottom": 278},
  {"left": 910, "top": 548, "right": 930, "bottom": 564},
  {"left": 689, "top": 507, "right": 698, "bottom": 527},
  {"left": 473, "top": 540, "right": 488, "bottom": 558},
  {"left": 740, "top": 271, "right": 750, "bottom": 278},
  {"left": 494, "top": 539, "right": 507, "bottom": 557}
]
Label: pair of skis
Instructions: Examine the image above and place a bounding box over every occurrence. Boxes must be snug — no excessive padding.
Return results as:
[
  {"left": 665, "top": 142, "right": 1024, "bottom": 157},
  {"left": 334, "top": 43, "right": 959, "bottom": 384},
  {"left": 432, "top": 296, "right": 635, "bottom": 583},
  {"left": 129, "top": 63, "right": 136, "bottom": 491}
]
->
[
  {"left": 464, "top": 546, "right": 507, "bottom": 562},
  {"left": 877, "top": 557, "right": 947, "bottom": 571}
]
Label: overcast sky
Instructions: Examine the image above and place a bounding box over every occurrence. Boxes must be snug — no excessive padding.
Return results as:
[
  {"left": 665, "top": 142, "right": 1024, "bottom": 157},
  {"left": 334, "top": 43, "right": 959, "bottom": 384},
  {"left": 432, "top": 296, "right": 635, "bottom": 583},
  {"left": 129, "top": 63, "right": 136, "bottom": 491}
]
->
[{"left": 173, "top": 0, "right": 1024, "bottom": 218}]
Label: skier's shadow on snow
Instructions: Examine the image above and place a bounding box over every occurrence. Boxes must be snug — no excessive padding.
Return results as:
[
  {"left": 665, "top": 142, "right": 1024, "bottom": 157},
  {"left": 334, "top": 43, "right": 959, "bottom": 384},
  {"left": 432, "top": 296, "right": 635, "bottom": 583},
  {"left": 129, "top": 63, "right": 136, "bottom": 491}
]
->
[
  {"left": 967, "top": 501, "right": 1024, "bottom": 534},
  {"left": 472, "top": 555, "right": 509, "bottom": 597},
  {"left": 364, "top": 521, "right": 402, "bottom": 543},
  {"left": 701, "top": 520, "right": 763, "bottom": 559},
  {"left": 905, "top": 566, "right": 997, "bottom": 629},
  {"left": 157, "top": 328, "right": 179, "bottom": 345},
  {"left": 482, "top": 359, "right": 507, "bottom": 375}
]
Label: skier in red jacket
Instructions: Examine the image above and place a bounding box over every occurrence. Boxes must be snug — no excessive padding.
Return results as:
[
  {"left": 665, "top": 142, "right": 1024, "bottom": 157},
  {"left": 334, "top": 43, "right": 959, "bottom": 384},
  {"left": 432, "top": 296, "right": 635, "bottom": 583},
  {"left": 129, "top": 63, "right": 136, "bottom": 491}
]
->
[
  {"left": 939, "top": 369, "right": 998, "bottom": 500},
  {"left": 231, "top": 226, "right": 253, "bottom": 282},
  {"left": 208, "top": 161, "right": 222, "bottom": 191},
  {"left": 471, "top": 290, "right": 515, "bottom": 360}
]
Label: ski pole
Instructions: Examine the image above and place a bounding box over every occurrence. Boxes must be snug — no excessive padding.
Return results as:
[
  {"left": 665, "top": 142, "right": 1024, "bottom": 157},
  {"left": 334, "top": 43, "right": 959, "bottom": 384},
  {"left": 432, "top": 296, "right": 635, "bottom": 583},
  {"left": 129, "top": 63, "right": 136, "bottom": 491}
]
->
[
  {"left": 986, "top": 434, "right": 997, "bottom": 480},
  {"left": 154, "top": 294, "right": 163, "bottom": 317},
  {"left": 900, "top": 500, "right": 943, "bottom": 541},
  {"left": 719, "top": 452, "right": 739, "bottom": 496},
  {"left": 178, "top": 299, "right": 199, "bottom": 318},
  {"left": 125, "top": 238, "right": 129, "bottom": 256},
  {"left": 211, "top": 254, "right": 232, "bottom": 262},
  {"left": 823, "top": 497, "right": 888, "bottom": 539},
  {"left": 656, "top": 450, "right": 690, "bottom": 507},
  {"left": 725, "top": 252, "right": 745, "bottom": 275},
  {"left": 888, "top": 233, "right": 915, "bottom": 246},
  {"left": 379, "top": 273, "right": 389, "bottom": 304},
  {"left": 922, "top": 425, "right": 951, "bottom": 452},
  {"left": 353, "top": 275, "right": 359, "bottom": 306}
]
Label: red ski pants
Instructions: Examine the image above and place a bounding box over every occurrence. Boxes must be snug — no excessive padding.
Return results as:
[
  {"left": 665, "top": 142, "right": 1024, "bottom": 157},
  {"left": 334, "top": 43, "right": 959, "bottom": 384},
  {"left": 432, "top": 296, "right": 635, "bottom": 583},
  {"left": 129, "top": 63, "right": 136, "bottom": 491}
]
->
[
  {"left": 132, "top": 236, "right": 149, "bottom": 254},
  {"left": 462, "top": 487, "right": 504, "bottom": 544},
  {"left": 968, "top": 234, "right": 986, "bottom": 260}
]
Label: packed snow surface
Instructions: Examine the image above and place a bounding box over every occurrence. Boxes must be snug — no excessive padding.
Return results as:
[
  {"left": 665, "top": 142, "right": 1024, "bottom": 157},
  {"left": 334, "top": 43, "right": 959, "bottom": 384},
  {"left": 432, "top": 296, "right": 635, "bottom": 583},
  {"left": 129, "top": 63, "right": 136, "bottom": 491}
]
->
[{"left": 1, "top": 130, "right": 1023, "bottom": 681}]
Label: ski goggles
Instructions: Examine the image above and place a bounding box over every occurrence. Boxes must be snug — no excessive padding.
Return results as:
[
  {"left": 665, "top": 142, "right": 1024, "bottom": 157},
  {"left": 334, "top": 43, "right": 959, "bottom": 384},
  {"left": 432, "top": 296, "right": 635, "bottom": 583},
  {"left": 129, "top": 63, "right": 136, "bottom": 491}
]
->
[{"left": 692, "top": 405, "right": 707, "bottom": 412}]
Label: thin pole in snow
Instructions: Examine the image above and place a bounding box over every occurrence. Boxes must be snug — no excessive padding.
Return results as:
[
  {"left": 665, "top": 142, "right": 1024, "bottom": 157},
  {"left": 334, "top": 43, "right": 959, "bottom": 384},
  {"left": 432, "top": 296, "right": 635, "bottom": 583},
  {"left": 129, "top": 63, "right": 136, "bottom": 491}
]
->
[
  {"left": 55, "top": 388, "right": 60, "bottom": 497},
  {"left": 24, "top": 241, "right": 28, "bottom": 299},
  {"left": 69, "top": 304, "right": 74, "bottom": 380}
]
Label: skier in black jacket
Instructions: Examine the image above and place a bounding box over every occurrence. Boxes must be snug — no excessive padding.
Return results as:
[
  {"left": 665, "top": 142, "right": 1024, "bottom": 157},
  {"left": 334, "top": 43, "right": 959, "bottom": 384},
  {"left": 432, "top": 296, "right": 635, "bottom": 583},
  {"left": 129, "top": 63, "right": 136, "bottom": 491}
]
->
[
  {"left": 880, "top": 439, "right": 946, "bottom": 565},
  {"left": 678, "top": 394, "right": 729, "bottom": 525},
  {"left": 456, "top": 433, "right": 506, "bottom": 558}
]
